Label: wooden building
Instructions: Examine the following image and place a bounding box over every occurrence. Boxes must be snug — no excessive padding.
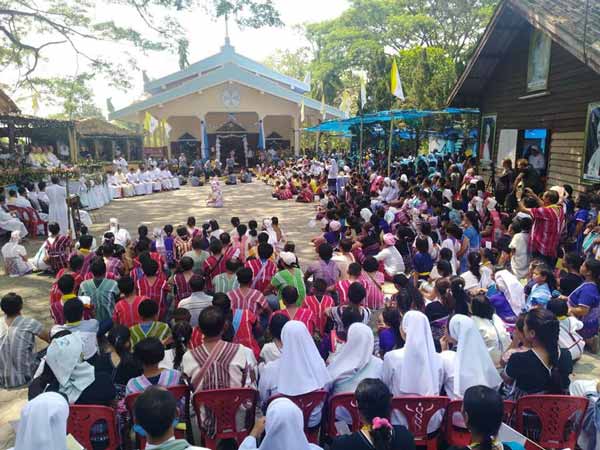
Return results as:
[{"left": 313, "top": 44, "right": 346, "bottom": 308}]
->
[
  {"left": 0, "top": 88, "right": 20, "bottom": 115},
  {"left": 76, "top": 118, "right": 143, "bottom": 162},
  {"left": 448, "top": 0, "right": 600, "bottom": 192}
]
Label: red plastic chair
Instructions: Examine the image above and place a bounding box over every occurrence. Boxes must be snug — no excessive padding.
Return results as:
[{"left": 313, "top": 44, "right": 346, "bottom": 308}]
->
[
  {"left": 515, "top": 394, "right": 588, "bottom": 450},
  {"left": 267, "top": 390, "right": 328, "bottom": 444},
  {"left": 391, "top": 396, "right": 450, "bottom": 450},
  {"left": 22, "top": 206, "right": 48, "bottom": 237},
  {"left": 444, "top": 399, "right": 517, "bottom": 447},
  {"left": 192, "top": 388, "right": 258, "bottom": 450},
  {"left": 327, "top": 392, "right": 361, "bottom": 438},
  {"left": 67, "top": 405, "right": 119, "bottom": 450},
  {"left": 125, "top": 384, "right": 191, "bottom": 450}
]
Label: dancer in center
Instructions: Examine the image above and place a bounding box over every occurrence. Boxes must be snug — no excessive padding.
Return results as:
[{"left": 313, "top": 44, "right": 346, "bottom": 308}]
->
[{"left": 206, "top": 177, "right": 224, "bottom": 208}]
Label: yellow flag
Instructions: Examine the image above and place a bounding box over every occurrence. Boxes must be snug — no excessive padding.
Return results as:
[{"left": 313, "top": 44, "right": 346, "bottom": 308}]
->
[{"left": 391, "top": 59, "right": 405, "bottom": 100}]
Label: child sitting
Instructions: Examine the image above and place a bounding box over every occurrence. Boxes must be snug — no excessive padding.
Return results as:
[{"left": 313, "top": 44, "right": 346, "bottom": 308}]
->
[
  {"left": 547, "top": 299, "right": 584, "bottom": 361},
  {"left": 302, "top": 278, "right": 334, "bottom": 336},
  {"left": 113, "top": 275, "right": 145, "bottom": 328},
  {"left": 50, "top": 297, "right": 99, "bottom": 361},
  {"left": 259, "top": 313, "right": 289, "bottom": 370},
  {"left": 525, "top": 263, "right": 555, "bottom": 310},
  {"left": 129, "top": 299, "right": 172, "bottom": 348},
  {"left": 272, "top": 286, "right": 316, "bottom": 335},
  {"left": 125, "top": 337, "right": 181, "bottom": 395}
]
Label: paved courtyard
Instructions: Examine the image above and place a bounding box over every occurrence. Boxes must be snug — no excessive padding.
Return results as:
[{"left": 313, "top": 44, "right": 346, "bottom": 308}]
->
[{"left": 0, "top": 180, "right": 599, "bottom": 448}]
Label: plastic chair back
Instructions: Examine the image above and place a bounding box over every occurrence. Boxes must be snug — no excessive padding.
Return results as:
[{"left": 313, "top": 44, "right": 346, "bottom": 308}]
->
[
  {"left": 515, "top": 394, "right": 588, "bottom": 449},
  {"left": 67, "top": 405, "right": 119, "bottom": 450},
  {"left": 192, "top": 388, "right": 258, "bottom": 450},
  {"left": 268, "top": 390, "right": 328, "bottom": 444},
  {"left": 444, "top": 399, "right": 517, "bottom": 447},
  {"left": 391, "top": 396, "right": 449, "bottom": 450},
  {"left": 327, "top": 392, "right": 361, "bottom": 438},
  {"left": 125, "top": 384, "right": 191, "bottom": 450}
]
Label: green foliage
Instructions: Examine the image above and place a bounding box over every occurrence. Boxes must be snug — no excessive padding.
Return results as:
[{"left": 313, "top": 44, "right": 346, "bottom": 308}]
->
[
  {"left": 210, "top": 0, "right": 282, "bottom": 28},
  {"left": 263, "top": 47, "right": 310, "bottom": 81}
]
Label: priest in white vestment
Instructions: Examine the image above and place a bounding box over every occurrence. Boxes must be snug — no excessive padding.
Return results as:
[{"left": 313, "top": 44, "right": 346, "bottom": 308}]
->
[
  {"left": 126, "top": 168, "right": 145, "bottom": 196},
  {"left": 46, "top": 177, "right": 73, "bottom": 237}
]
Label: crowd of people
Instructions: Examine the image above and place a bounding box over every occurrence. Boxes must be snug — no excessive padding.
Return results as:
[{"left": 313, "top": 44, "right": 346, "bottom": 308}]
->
[{"left": 2, "top": 149, "right": 600, "bottom": 450}]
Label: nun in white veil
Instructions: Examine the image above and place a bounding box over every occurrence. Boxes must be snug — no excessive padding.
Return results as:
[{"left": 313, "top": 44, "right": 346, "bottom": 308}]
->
[
  {"left": 239, "top": 398, "right": 322, "bottom": 450},
  {"left": 441, "top": 314, "right": 503, "bottom": 400},
  {"left": 11, "top": 392, "right": 69, "bottom": 450},
  {"left": 259, "top": 321, "right": 331, "bottom": 427},
  {"left": 382, "top": 310, "right": 443, "bottom": 430}
]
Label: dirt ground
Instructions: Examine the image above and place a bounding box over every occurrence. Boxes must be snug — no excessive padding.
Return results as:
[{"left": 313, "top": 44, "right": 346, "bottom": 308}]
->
[{"left": 1, "top": 180, "right": 599, "bottom": 448}]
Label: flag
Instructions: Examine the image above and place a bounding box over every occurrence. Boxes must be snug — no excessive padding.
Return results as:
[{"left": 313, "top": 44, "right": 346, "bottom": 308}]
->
[
  {"left": 303, "top": 72, "right": 311, "bottom": 89},
  {"left": 148, "top": 114, "right": 159, "bottom": 134},
  {"left": 360, "top": 74, "right": 367, "bottom": 109},
  {"left": 300, "top": 98, "right": 305, "bottom": 122},
  {"left": 391, "top": 59, "right": 405, "bottom": 101},
  {"left": 320, "top": 93, "right": 326, "bottom": 120},
  {"left": 340, "top": 91, "right": 352, "bottom": 118},
  {"left": 164, "top": 121, "right": 172, "bottom": 140}
]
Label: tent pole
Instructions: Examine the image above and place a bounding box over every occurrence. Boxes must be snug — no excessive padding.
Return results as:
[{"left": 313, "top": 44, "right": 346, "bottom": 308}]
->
[{"left": 359, "top": 114, "right": 364, "bottom": 172}]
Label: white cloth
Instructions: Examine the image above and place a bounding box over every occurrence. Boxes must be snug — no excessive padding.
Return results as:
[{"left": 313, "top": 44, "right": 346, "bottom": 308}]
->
[
  {"left": 383, "top": 310, "right": 442, "bottom": 396},
  {"left": 509, "top": 232, "right": 530, "bottom": 279},
  {"left": 0, "top": 208, "right": 28, "bottom": 237},
  {"left": 328, "top": 323, "right": 382, "bottom": 390},
  {"left": 494, "top": 270, "right": 525, "bottom": 315},
  {"left": 239, "top": 398, "right": 322, "bottom": 450},
  {"left": 460, "top": 265, "right": 493, "bottom": 291},
  {"left": 1, "top": 231, "right": 32, "bottom": 277},
  {"left": 277, "top": 321, "right": 330, "bottom": 396},
  {"left": 374, "top": 245, "right": 405, "bottom": 276},
  {"left": 558, "top": 316, "right": 585, "bottom": 361},
  {"left": 13, "top": 392, "right": 69, "bottom": 450},
  {"left": 45, "top": 334, "right": 95, "bottom": 403},
  {"left": 46, "top": 183, "right": 72, "bottom": 237},
  {"left": 472, "top": 315, "right": 511, "bottom": 368},
  {"left": 108, "top": 219, "right": 131, "bottom": 248},
  {"left": 443, "top": 315, "right": 502, "bottom": 399}
]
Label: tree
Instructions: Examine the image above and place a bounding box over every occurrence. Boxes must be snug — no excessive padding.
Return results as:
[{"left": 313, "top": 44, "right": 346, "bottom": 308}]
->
[
  {"left": 31, "top": 73, "right": 105, "bottom": 120},
  {"left": 263, "top": 47, "right": 310, "bottom": 81},
  {"left": 0, "top": 0, "right": 282, "bottom": 91},
  {"left": 178, "top": 39, "right": 190, "bottom": 69}
]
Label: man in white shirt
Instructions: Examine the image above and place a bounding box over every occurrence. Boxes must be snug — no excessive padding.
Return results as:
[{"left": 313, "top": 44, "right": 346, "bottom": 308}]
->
[
  {"left": 528, "top": 145, "right": 545, "bottom": 174},
  {"left": 126, "top": 167, "right": 145, "bottom": 196},
  {"left": 153, "top": 166, "right": 171, "bottom": 190},
  {"left": 115, "top": 169, "right": 135, "bottom": 197},
  {"left": 46, "top": 176, "right": 72, "bottom": 237},
  {"left": 107, "top": 171, "right": 123, "bottom": 199},
  {"left": 178, "top": 276, "right": 213, "bottom": 327},
  {"left": 43, "top": 146, "right": 61, "bottom": 168},
  {"left": 113, "top": 154, "right": 128, "bottom": 171},
  {"left": 138, "top": 166, "right": 154, "bottom": 195}
]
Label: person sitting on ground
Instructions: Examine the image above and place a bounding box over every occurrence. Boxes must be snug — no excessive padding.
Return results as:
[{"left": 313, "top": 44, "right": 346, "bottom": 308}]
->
[
  {"left": 78, "top": 256, "right": 120, "bottom": 326},
  {"left": 133, "top": 386, "right": 209, "bottom": 450},
  {"left": 178, "top": 274, "right": 213, "bottom": 328},
  {"left": 184, "top": 235, "right": 209, "bottom": 273},
  {"left": 136, "top": 257, "right": 169, "bottom": 319},
  {"left": 0, "top": 293, "right": 50, "bottom": 388},
  {"left": 126, "top": 337, "right": 181, "bottom": 395},
  {"left": 228, "top": 267, "right": 271, "bottom": 316},
  {"left": 50, "top": 298, "right": 99, "bottom": 362},
  {"left": 113, "top": 275, "right": 146, "bottom": 328},
  {"left": 271, "top": 251, "right": 307, "bottom": 305},
  {"left": 52, "top": 272, "right": 92, "bottom": 325},
  {"left": 546, "top": 298, "right": 584, "bottom": 362},
  {"left": 302, "top": 278, "right": 334, "bottom": 336},
  {"left": 171, "top": 256, "right": 194, "bottom": 308},
  {"left": 212, "top": 258, "right": 241, "bottom": 294},
  {"left": 259, "top": 313, "right": 289, "bottom": 371},
  {"left": 130, "top": 299, "right": 172, "bottom": 348},
  {"left": 2, "top": 231, "right": 33, "bottom": 277},
  {"left": 272, "top": 286, "right": 316, "bottom": 335},
  {"left": 330, "top": 378, "right": 416, "bottom": 450}
]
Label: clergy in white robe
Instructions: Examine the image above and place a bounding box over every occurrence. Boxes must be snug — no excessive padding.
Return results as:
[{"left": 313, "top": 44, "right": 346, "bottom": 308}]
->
[
  {"left": 148, "top": 168, "right": 162, "bottom": 191},
  {"left": 138, "top": 167, "right": 154, "bottom": 194},
  {"left": 161, "top": 168, "right": 180, "bottom": 189},
  {"left": 43, "top": 147, "right": 61, "bottom": 168},
  {"left": 46, "top": 177, "right": 72, "bottom": 238},
  {"left": 0, "top": 207, "right": 28, "bottom": 238},
  {"left": 154, "top": 167, "right": 171, "bottom": 190},
  {"left": 107, "top": 217, "right": 131, "bottom": 248},
  {"left": 126, "top": 168, "right": 145, "bottom": 196},
  {"left": 116, "top": 169, "right": 134, "bottom": 197},
  {"left": 107, "top": 172, "right": 122, "bottom": 198}
]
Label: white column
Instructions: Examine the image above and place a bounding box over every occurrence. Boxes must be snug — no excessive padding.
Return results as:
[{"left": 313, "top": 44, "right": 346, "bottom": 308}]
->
[
  {"left": 197, "top": 114, "right": 206, "bottom": 160},
  {"left": 293, "top": 114, "right": 300, "bottom": 157}
]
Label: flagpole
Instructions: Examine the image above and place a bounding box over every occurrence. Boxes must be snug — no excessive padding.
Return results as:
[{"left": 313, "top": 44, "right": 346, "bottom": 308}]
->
[
  {"left": 359, "top": 112, "right": 364, "bottom": 172},
  {"left": 387, "top": 113, "right": 394, "bottom": 177}
]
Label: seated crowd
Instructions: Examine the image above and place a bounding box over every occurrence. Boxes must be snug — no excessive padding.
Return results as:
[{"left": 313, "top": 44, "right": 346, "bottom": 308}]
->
[{"left": 3, "top": 152, "right": 600, "bottom": 450}]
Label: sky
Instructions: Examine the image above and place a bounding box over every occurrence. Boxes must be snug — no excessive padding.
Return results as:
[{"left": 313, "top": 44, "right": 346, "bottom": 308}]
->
[{"left": 8, "top": 0, "right": 348, "bottom": 116}]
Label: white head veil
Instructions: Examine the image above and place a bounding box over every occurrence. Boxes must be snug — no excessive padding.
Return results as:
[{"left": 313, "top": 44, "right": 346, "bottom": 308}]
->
[
  {"left": 327, "top": 323, "right": 376, "bottom": 383},
  {"left": 494, "top": 270, "right": 525, "bottom": 315},
  {"left": 258, "top": 398, "right": 320, "bottom": 450},
  {"left": 448, "top": 314, "right": 502, "bottom": 396},
  {"left": 46, "top": 334, "right": 95, "bottom": 403},
  {"left": 2, "top": 230, "right": 22, "bottom": 258},
  {"left": 277, "top": 321, "right": 331, "bottom": 396},
  {"left": 15, "top": 392, "right": 69, "bottom": 450},
  {"left": 398, "top": 311, "right": 441, "bottom": 396}
]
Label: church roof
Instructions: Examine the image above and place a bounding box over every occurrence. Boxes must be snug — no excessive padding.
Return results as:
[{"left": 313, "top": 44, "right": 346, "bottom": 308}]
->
[{"left": 110, "top": 41, "right": 345, "bottom": 121}]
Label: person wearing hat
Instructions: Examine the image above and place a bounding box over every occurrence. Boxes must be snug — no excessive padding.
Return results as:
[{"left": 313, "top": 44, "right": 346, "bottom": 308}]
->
[
  {"left": 271, "top": 251, "right": 306, "bottom": 306},
  {"left": 374, "top": 233, "right": 405, "bottom": 281}
]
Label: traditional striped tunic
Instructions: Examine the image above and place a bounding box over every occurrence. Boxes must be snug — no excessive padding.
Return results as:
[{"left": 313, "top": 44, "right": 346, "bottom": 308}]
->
[
  {"left": 112, "top": 296, "right": 146, "bottom": 328},
  {"left": 46, "top": 235, "right": 72, "bottom": 272},
  {"left": 78, "top": 278, "right": 119, "bottom": 322},
  {"left": 174, "top": 237, "right": 193, "bottom": 261},
  {"left": 245, "top": 259, "right": 277, "bottom": 294},
  {"left": 272, "top": 308, "right": 316, "bottom": 335},
  {"left": 231, "top": 309, "right": 260, "bottom": 359},
  {"left": 211, "top": 273, "right": 239, "bottom": 294},
  {"left": 125, "top": 368, "right": 181, "bottom": 395},
  {"left": 136, "top": 275, "right": 168, "bottom": 318},
  {"left": 302, "top": 294, "right": 335, "bottom": 335},
  {"left": 358, "top": 272, "right": 385, "bottom": 310},
  {"left": 105, "top": 256, "right": 123, "bottom": 278},
  {"left": 227, "top": 287, "right": 268, "bottom": 314},
  {"left": 173, "top": 272, "right": 192, "bottom": 307},
  {"left": 129, "top": 321, "right": 172, "bottom": 347},
  {"left": 334, "top": 279, "right": 352, "bottom": 306}
]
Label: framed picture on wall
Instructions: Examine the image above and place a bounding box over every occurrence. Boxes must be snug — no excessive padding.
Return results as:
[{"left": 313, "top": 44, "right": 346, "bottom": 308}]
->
[
  {"left": 480, "top": 114, "right": 497, "bottom": 163},
  {"left": 583, "top": 101, "right": 600, "bottom": 182},
  {"left": 527, "top": 29, "right": 552, "bottom": 92}
]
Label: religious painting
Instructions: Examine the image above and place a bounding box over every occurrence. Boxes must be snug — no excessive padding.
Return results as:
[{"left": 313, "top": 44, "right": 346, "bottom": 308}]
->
[
  {"left": 480, "top": 114, "right": 497, "bottom": 163},
  {"left": 583, "top": 101, "right": 600, "bottom": 182},
  {"left": 527, "top": 30, "right": 552, "bottom": 92}
]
